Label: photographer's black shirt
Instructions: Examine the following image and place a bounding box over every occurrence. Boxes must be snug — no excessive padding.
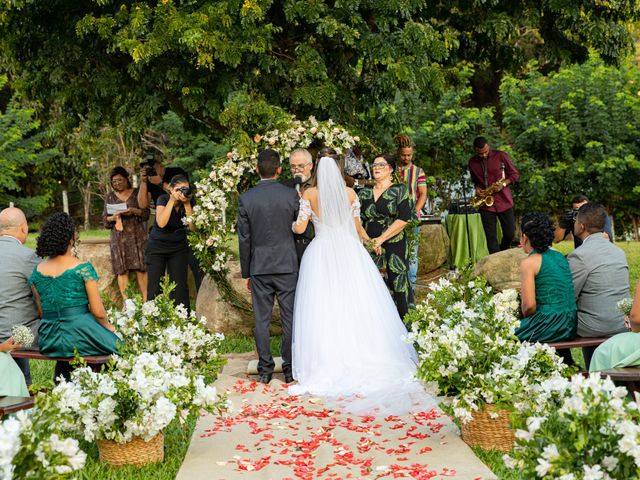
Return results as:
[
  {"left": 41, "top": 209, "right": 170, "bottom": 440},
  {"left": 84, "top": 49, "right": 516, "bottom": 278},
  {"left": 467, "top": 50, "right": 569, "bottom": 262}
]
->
[
  {"left": 147, "top": 167, "right": 188, "bottom": 205},
  {"left": 148, "top": 194, "right": 195, "bottom": 245}
]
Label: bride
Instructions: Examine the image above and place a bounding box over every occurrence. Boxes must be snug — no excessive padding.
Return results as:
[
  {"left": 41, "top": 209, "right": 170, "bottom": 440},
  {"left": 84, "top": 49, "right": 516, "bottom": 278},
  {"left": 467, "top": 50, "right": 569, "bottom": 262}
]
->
[{"left": 288, "top": 156, "right": 436, "bottom": 414}]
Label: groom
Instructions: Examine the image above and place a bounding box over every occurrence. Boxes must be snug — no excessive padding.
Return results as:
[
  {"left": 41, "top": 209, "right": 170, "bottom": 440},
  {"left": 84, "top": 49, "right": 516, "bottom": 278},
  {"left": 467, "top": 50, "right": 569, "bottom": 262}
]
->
[{"left": 237, "top": 149, "right": 299, "bottom": 384}]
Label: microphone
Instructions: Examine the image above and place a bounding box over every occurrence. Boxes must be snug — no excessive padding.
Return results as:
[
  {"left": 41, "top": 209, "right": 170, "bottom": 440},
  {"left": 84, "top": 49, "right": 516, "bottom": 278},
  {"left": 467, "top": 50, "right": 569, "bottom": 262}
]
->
[{"left": 293, "top": 175, "right": 303, "bottom": 194}]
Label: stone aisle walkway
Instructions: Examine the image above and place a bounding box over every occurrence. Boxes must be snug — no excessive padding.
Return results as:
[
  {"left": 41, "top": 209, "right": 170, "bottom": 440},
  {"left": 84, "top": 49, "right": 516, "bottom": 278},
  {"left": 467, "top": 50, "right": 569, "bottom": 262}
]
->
[{"left": 177, "top": 354, "right": 496, "bottom": 480}]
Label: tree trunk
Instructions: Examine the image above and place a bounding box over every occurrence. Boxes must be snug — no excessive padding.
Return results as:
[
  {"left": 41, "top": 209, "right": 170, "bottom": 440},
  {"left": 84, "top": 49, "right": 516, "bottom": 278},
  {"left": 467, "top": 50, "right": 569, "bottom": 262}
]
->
[
  {"left": 633, "top": 216, "right": 639, "bottom": 242},
  {"left": 80, "top": 182, "right": 91, "bottom": 231}
]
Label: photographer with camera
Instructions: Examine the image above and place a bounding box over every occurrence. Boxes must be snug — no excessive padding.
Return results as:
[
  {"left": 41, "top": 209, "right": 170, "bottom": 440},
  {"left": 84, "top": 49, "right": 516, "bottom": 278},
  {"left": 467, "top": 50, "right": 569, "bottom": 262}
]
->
[
  {"left": 137, "top": 149, "right": 204, "bottom": 291},
  {"left": 145, "top": 174, "right": 195, "bottom": 309},
  {"left": 555, "top": 195, "right": 613, "bottom": 248},
  {"left": 137, "top": 150, "right": 188, "bottom": 208}
]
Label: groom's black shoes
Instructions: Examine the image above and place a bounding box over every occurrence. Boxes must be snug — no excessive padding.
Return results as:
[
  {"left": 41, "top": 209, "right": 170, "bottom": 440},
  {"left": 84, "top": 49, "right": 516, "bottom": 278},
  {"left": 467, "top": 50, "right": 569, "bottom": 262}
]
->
[
  {"left": 258, "top": 374, "right": 272, "bottom": 384},
  {"left": 284, "top": 373, "right": 295, "bottom": 384}
]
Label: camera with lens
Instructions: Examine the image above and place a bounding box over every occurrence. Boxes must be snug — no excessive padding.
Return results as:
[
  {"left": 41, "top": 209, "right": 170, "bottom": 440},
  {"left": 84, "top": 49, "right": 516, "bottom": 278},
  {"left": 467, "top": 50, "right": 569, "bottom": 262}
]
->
[
  {"left": 559, "top": 208, "right": 579, "bottom": 231},
  {"left": 139, "top": 152, "right": 157, "bottom": 178},
  {"left": 176, "top": 186, "right": 193, "bottom": 198}
]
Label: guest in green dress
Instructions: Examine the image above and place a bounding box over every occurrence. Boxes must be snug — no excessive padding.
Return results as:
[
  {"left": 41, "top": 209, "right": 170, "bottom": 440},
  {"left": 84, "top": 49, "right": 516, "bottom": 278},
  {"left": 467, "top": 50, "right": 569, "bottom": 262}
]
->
[
  {"left": 0, "top": 337, "right": 28, "bottom": 397},
  {"left": 515, "top": 213, "right": 577, "bottom": 343},
  {"left": 29, "top": 213, "right": 121, "bottom": 380},
  {"left": 590, "top": 279, "right": 640, "bottom": 372},
  {"left": 358, "top": 154, "right": 414, "bottom": 321}
]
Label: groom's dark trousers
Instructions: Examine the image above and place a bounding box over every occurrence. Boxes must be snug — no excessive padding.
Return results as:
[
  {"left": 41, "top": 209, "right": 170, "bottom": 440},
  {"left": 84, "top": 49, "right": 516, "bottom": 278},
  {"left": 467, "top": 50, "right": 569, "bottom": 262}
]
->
[{"left": 237, "top": 179, "right": 300, "bottom": 377}]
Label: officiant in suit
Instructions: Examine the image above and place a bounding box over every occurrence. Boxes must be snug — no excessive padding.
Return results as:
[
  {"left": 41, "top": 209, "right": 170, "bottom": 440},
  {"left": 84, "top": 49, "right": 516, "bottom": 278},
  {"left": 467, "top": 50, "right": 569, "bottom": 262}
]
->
[
  {"left": 237, "top": 149, "right": 299, "bottom": 384},
  {"left": 282, "top": 148, "right": 314, "bottom": 263}
]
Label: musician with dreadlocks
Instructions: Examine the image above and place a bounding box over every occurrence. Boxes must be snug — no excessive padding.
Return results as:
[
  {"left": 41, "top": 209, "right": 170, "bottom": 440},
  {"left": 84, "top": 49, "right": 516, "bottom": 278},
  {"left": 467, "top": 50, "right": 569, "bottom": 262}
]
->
[{"left": 394, "top": 134, "right": 427, "bottom": 291}]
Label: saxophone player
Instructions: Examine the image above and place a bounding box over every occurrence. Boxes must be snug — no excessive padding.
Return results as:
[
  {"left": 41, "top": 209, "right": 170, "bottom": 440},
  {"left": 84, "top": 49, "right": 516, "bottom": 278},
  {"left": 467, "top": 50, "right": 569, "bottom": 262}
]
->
[{"left": 468, "top": 137, "right": 520, "bottom": 254}]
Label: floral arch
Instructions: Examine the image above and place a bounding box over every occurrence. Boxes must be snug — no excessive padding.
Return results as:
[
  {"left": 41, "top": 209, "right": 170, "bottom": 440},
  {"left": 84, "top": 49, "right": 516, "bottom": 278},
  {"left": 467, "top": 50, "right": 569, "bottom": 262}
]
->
[{"left": 187, "top": 116, "right": 360, "bottom": 310}]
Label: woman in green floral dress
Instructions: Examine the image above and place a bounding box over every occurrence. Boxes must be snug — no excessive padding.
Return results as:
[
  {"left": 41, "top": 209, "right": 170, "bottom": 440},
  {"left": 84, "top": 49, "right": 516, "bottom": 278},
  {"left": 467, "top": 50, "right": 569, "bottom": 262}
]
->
[{"left": 358, "top": 154, "right": 414, "bottom": 321}]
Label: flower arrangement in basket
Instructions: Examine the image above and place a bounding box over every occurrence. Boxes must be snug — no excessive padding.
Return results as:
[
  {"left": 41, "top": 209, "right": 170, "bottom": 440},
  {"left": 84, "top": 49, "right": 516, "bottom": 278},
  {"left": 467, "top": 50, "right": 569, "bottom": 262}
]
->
[
  {"left": 52, "top": 351, "right": 228, "bottom": 467},
  {"left": 505, "top": 374, "right": 640, "bottom": 479},
  {"left": 406, "top": 276, "right": 567, "bottom": 451},
  {"left": 0, "top": 393, "right": 86, "bottom": 479}
]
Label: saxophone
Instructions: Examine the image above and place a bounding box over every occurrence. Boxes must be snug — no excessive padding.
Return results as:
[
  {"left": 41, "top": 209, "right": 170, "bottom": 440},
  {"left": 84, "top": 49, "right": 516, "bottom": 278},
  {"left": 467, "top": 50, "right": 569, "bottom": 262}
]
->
[{"left": 470, "top": 179, "right": 506, "bottom": 208}]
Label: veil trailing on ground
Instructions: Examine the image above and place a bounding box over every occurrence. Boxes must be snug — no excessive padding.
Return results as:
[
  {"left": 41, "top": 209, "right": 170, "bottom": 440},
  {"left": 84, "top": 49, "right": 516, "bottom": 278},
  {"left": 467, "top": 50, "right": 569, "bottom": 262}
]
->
[
  {"left": 290, "top": 156, "right": 438, "bottom": 416},
  {"left": 315, "top": 156, "right": 357, "bottom": 236}
]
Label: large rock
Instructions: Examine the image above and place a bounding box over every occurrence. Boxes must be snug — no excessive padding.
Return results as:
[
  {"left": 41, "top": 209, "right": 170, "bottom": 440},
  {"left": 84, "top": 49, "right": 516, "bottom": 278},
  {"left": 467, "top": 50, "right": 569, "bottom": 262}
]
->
[
  {"left": 417, "top": 223, "right": 450, "bottom": 275},
  {"left": 473, "top": 248, "right": 527, "bottom": 291},
  {"left": 196, "top": 260, "right": 282, "bottom": 336},
  {"left": 77, "top": 238, "right": 197, "bottom": 307}
]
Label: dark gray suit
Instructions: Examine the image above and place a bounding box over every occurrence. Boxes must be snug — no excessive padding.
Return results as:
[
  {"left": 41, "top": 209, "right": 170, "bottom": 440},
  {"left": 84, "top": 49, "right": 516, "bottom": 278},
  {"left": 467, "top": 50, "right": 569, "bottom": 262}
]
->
[
  {"left": 0, "top": 235, "right": 41, "bottom": 384},
  {"left": 237, "top": 179, "right": 299, "bottom": 376}
]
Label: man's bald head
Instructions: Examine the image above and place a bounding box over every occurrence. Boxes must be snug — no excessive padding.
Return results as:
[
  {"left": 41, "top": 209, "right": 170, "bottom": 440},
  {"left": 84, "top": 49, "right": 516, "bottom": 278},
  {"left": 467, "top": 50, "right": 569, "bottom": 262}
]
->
[{"left": 0, "top": 207, "right": 29, "bottom": 244}]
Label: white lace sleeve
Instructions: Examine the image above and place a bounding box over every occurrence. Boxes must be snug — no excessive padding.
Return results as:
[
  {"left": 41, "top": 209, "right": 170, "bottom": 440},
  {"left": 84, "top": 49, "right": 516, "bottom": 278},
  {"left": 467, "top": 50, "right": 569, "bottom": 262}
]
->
[
  {"left": 292, "top": 198, "right": 312, "bottom": 231},
  {"left": 351, "top": 197, "right": 361, "bottom": 219}
]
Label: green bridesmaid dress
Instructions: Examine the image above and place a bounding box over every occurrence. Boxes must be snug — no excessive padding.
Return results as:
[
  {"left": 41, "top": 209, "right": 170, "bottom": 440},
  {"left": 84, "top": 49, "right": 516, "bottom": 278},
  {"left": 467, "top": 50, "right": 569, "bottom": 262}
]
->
[
  {"left": 0, "top": 352, "right": 29, "bottom": 397},
  {"left": 590, "top": 332, "right": 640, "bottom": 372},
  {"left": 515, "top": 249, "right": 577, "bottom": 343},
  {"left": 29, "top": 263, "right": 121, "bottom": 357}
]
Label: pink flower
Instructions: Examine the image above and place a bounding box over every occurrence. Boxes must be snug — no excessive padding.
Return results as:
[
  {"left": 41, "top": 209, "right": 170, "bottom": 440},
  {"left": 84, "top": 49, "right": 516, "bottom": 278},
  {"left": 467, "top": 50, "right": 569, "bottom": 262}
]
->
[
  {"left": 254, "top": 134, "right": 262, "bottom": 143},
  {"left": 206, "top": 238, "right": 214, "bottom": 246},
  {"left": 268, "top": 137, "right": 276, "bottom": 145},
  {"left": 226, "top": 152, "right": 234, "bottom": 160},
  {"left": 297, "top": 127, "right": 306, "bottom": 133},
  {"left": 310, "top": 127, "right": 318, "bottom": 135}
]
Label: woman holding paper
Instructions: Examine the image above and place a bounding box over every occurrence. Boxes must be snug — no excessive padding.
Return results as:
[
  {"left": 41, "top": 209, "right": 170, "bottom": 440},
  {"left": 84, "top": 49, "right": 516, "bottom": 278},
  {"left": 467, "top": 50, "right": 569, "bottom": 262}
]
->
[{"left": 103, "top": 166, "right": 150, "bottom": 301}]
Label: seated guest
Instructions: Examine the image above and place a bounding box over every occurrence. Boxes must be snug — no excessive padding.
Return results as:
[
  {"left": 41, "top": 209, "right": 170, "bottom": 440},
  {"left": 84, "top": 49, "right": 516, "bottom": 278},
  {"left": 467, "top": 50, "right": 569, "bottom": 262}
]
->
[
  {"left": 0, "top": 207, "right": 40, "bottom": 385},
  {"left": 568, "top": 203, "right": 629, "bottom": 369},
  {"left": 590, "top": 280, "right": 640, "bottom": 372},
  {"left": 0, "top": 337, "right": 28, "bottom": 397},
  {"left": 515, "top": 213, "right": 577, "bottom": 343},
  {"left": 30, "top": 213, "right": 120, "bottom": 380}
]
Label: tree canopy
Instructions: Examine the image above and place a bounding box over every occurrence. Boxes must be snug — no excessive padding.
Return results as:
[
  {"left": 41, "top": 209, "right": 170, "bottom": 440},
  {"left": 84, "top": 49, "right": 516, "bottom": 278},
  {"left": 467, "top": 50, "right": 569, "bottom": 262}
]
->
[{"left": 1, "top": 0, "right": 638, "bottom": 137}]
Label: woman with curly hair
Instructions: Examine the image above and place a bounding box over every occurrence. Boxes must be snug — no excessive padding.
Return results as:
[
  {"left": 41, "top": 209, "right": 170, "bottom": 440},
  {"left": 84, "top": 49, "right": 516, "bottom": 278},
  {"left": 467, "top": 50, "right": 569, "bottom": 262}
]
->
[
  {"left": 515, "top": 212, "right": 577, "bottom": 343},
  {"left": 29, "top": 213, "right": 120, "bottom": 378}
]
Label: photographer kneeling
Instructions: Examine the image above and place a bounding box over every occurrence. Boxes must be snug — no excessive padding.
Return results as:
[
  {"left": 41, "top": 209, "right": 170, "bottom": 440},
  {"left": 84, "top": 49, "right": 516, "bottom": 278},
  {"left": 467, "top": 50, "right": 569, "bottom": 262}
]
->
[{"left": 145, "top": 174, "right": 195, "bottom": 308}]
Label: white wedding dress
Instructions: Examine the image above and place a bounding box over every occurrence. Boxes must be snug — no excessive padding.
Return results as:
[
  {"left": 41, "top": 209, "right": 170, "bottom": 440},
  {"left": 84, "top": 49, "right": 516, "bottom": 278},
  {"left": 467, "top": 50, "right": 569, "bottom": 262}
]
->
[{"left": 288, "top": 157, "right": 437, "bottom": 415}]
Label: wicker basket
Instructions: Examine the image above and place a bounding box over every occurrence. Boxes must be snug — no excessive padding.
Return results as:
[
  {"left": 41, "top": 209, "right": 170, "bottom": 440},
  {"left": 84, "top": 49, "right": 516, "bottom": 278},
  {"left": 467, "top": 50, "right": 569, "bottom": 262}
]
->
[
  {"left": 96, "top": 433, "right": 164, "bottom": 467},
  {"left": 460, "top": 405, "right": 515, "bottom": 452}
]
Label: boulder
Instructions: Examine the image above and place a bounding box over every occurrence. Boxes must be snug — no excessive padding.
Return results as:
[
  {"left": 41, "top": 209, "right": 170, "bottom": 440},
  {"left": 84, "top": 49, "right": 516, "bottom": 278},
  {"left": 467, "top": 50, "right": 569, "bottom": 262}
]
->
[
  {"left": 196, "top": 260, "right": 282, "bottom": 336},
  {"left": 77, "top": 238, "right": 198, "bottom": 307},
  {"left": 472, "top": 248, "right": 527, "bottom": 291},
  {"left": 417, "top": 223, "right": 450, "bottom": 275}
]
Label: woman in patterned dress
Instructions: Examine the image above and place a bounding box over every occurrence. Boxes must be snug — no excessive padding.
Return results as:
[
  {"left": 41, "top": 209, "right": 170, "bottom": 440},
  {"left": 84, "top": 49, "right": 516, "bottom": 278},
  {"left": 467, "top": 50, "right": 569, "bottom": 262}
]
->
[
  {"left": 103, "top": 166, "right": 149, "bottom": 301},
  {"left": 358, "top": 154, "right": 414, "bottom": 321}
]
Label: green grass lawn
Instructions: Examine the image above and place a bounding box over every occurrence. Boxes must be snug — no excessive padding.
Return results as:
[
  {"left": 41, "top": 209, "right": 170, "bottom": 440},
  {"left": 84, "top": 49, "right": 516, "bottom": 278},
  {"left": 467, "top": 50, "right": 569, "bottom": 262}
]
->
[{"left": 25, "top": 228, "right": 111, "bottom": 251}]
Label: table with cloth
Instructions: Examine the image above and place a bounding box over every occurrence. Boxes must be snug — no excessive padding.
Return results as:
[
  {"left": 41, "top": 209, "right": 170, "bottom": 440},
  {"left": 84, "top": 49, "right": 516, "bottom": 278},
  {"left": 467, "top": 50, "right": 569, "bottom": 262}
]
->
[{"left": 446, "top": 213, "right": 501, "bottom": 269}]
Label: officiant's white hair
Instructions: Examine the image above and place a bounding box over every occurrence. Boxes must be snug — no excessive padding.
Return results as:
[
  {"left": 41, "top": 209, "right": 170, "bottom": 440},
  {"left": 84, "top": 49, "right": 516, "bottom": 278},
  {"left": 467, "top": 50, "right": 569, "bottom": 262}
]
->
[{"left": 316, "top": 156, "right": 355, "bottom": 235}]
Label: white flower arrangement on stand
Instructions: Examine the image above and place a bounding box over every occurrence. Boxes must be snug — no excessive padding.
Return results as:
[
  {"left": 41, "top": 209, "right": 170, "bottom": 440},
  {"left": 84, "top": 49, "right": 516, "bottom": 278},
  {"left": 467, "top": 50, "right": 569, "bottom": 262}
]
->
[
  {"left": 505, "top": 374, "right": 640, "bottom": 479},
  {"left": 406, "top": 276, "right": 568, "bottom": 424}
]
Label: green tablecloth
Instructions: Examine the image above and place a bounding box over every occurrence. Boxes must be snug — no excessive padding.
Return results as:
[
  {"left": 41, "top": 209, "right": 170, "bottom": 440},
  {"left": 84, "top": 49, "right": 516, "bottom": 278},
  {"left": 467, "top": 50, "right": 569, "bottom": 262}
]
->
[{"left": 446, "top": 214, "right": 501, "bottom": 269}]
